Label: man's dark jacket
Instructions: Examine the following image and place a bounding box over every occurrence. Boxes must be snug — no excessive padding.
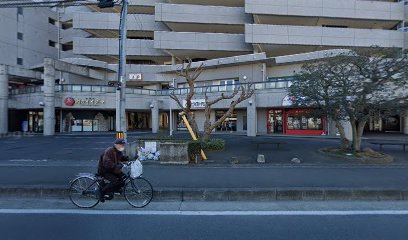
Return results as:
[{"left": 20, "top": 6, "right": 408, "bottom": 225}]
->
[{"left": 98, "top": 147, "right": 126, "bottom": 175}]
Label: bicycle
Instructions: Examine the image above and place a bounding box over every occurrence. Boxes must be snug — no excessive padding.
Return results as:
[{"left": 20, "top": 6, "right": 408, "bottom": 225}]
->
[{"left": 69, "top": 161, "right": 153, "bottom": 208}]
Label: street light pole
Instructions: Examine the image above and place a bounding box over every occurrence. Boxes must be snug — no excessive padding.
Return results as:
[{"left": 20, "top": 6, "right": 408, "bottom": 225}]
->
[{"left": 116, "top": 0, "right": 128, "bottom": 142}]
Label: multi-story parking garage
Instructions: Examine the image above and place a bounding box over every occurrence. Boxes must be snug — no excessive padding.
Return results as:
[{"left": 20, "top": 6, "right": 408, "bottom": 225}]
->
[{"left": 1, "top": 0, "right": 408, "bottom": 136}]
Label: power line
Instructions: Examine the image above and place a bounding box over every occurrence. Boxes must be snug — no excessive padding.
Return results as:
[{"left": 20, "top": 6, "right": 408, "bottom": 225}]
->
[{"left": 0, "top": 0, "right": 118, "bottom": 8}]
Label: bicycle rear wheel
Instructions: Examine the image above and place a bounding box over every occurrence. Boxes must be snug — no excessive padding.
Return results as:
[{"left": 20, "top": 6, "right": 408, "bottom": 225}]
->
[
  {"left": 124, "top": 177, "right": 153, "bottom": 208},
  {"left": 69, "top": 176, "right": 100, "bottom": 208}
]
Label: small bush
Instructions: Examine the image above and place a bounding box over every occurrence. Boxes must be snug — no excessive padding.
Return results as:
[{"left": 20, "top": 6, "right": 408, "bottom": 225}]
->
[
  {"left": 188, "top": 140, "right": 202, "bottom": 162},
  {"left": 202, "top": 138, "right": 225, "bottom": 151}
]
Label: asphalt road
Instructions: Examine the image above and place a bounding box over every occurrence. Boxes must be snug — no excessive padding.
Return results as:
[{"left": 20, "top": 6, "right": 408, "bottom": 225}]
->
[
  {"left": 2, "top": 164, "right": 408, "bottom": 189},
  {"left": 1, "top": 209, "right": 408, "bottom": 240}
]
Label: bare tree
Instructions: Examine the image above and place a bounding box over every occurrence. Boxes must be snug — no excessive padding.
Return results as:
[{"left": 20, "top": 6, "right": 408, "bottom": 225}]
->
[
  {"left": 290, "top": 47, "right": 408, "bottom": 152},
  {"left": 202, "top": 83, "right": 255, "bottom": 141},
  {"left": 169, "top": 58, "right": 203, "bottom": 136}
]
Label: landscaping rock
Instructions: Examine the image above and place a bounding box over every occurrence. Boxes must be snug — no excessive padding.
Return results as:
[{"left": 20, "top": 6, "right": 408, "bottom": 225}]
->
[{"left": 291, "top": 157, "right": 302, "bottom": 164}]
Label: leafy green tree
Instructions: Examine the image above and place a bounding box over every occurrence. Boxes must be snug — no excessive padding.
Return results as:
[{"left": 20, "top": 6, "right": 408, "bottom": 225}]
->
[{"left": 290, "top": 47, "right": 408, "bottom": 151}]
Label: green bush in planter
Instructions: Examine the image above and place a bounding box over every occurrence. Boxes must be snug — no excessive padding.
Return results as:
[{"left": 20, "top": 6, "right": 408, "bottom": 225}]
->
[
  {"left": 202, "top": 138, "right": 225, "bottom": 151},
  {"left": 188, "top": 140, "right": 202, "bottom": 162}
]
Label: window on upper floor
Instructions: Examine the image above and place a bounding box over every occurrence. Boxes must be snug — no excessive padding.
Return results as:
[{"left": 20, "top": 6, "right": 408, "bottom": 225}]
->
[
  {"left": 17, "top": 32, "right": 23, "bottom": 40},
  {"left": 17, "top": 58, "right": 23, "bottom": 65},
  {"left": 48, "top": 18, "right": 56, "bottom": 25},
  {"left": 322, "top": 25, "right": 348, "bottom": 28},
  {"left": 61, "top": 43, "right": 73, "bottom": 51},
  {"left": 49, "top": 40, "right": 57, "bottom": 48},
  {"left": 17, "top": 7, "right": 23, "bottom": 15},
  {"left": 62, "top": 21, "right": 73, "bottom": 30}
]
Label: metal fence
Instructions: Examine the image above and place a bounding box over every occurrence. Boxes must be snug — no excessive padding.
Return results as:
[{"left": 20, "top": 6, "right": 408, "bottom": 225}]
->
[{"left": 10, "top": 79, "right": 292, "bottom": 96}]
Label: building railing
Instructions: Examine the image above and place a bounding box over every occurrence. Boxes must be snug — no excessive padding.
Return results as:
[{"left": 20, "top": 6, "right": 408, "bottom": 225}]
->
[
  {"left": 10, "top": 77, "right": 293, "bottom": 96},
  {"left": 9, "top": 86, "right": 42, "bottom": 95}
]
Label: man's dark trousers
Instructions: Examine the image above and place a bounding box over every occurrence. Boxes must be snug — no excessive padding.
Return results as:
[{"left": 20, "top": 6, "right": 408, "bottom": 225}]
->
[{"left": 101, "top": 172, "right": 125, "bottom": 195}]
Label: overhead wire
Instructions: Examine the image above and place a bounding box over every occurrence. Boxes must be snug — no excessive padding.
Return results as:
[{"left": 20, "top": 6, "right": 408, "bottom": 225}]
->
[{"left": 0, "top": 0, "right": 118, "bottom": 8}]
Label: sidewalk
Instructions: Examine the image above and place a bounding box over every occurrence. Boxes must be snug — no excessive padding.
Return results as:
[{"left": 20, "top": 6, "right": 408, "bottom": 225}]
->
[{"left": 1, "top": 132, "right": 406, "bottom": 164}]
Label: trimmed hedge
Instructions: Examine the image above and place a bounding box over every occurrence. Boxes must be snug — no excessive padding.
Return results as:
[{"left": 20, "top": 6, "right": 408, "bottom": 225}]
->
[
  {"left": 202, "top": 138, "right": 225, "bottom": 151},
  {"left": 188, "top": 140, "right": 202, "bottom": 162}
]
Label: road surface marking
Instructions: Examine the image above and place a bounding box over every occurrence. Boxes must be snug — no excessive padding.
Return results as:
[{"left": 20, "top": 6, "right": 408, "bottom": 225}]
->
[{"left": 2, "top": 209, "right": 408, "bottom": 216}]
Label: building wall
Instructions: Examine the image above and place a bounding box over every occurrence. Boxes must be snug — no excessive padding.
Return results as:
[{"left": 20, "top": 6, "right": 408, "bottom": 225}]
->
[
  {"left": 70, "top": 0, "right": 406, "bottom": 73},
  {"left": 0, "top": 8, "right": 59, "bottom": 68}
]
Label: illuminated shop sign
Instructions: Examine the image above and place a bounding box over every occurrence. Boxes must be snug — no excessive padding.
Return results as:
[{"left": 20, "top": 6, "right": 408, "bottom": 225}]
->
[{"left": 64, "top": 97, "right": 105, "bottom": 106}]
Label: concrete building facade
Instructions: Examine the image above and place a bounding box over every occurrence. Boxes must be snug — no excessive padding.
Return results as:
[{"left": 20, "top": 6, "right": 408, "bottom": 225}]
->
[{"left": 1, "top": 0, "right": 408, "bottom": 137}]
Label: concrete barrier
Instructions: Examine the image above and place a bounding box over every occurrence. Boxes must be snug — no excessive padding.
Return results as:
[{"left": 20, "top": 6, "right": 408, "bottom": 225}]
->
[
  {"left": 159, "top": 142, "right": 189, "bottom": 164},
  {"left": 2, "top": 187, "right": 408, "bottom": 201}
]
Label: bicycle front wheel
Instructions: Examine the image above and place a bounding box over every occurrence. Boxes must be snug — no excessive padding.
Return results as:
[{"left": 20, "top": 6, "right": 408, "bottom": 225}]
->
[
  {"left": 124, "top": 177, "right": 153, "bottom": 208},
  {"left": 69, "top": 176, "right": 100, "bottom": 208}
]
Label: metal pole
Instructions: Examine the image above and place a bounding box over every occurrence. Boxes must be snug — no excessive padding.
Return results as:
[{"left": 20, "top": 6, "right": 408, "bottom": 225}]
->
[
  {"left": 169, "top": 107, "right": 173, "bottom": 136},
  {"left": 117, "top": 0, "right": 128, "bottom": 142},
  {"left": 169, "top": 78, "right": 175, "bottom": 136}
]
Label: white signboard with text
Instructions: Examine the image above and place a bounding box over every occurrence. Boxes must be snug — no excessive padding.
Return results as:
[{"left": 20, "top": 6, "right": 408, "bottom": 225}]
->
[
  {"left": 129, "top": 73, "right": 142, "bottom": 81},
  {"left": 183, "top": 99, "right": 206, "bottom": 109}
]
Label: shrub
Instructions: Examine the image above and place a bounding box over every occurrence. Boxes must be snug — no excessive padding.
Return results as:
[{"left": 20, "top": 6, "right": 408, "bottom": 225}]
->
[
  {"left": 188, "top": 140, "right": 202, "bottom": 162},
  {"left": 202, "top": 138, "right": 225, "bottom": 151}
]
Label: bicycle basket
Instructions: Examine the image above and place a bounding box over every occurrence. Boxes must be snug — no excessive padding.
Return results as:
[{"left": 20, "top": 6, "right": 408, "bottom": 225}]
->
[{"left": 130, "top": 160, "right": 143, "bottom": 178}]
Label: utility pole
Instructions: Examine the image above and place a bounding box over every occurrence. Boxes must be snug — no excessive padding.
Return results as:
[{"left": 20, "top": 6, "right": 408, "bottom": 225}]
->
[
  {"left": 98, "top": 0, "right": 128, "bottom": 142},
  {"left": 117, "top": 0, "right": 128, "bottom": 142}
]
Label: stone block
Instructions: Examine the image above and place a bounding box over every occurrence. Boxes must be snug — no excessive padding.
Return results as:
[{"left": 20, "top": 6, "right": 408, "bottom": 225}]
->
[
  {"left": 160, "top": 142, "right": 189, "bottom": 164},
  {"left": 257, "top": 154, "right": 265, "bottom": 163}
]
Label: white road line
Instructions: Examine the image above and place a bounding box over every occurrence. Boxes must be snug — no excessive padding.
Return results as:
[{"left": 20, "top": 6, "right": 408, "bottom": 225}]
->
[{"left": 1, "top": 209, "right": 408, "bottom": 216}]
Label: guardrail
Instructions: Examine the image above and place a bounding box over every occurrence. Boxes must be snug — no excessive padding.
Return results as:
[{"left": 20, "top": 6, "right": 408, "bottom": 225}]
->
[{"left": 10, "top": 79, "right": 292, "bottom": 96}]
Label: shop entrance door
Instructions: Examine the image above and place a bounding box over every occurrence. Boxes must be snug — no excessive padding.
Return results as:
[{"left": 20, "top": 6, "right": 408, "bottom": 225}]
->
[
  {"left": 28, "top": 111, "right": 44, "bottom": 132},
  {"left": 267, "top": 109, "right": 283, "bottom": 134}
]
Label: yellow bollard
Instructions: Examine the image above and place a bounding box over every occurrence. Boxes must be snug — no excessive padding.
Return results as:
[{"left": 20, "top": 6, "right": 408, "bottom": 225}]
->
[{"left": 116, "top": 131, "right": 124, "bottom": 139}]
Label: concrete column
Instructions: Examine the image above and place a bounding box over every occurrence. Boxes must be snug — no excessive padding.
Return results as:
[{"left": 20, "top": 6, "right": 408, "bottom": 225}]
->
[
  {"left": 247, "top": 96, "right": 257, "bottom": 137},
  {"left": 151, "top": 100, "right": 159, "bottom": 133},
  {"left": 59, "top": 110, "right": 63, "bottom": 133},
  {"left": 0, "top": 65, "right": 8, "bottom": 135},
  {"left": 43, "top": 58, "right": 56, "bottom": 136},
  {"left": 404, "top": 109, "right": 408, "bottom": 135}
]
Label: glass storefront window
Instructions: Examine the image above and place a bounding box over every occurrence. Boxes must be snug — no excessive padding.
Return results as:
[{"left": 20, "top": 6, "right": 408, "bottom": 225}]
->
[
  {"left": 287, "top": 114, "right": 323, "bottom": 130},
  {"left": 28, "top": 111, "right": 44, "bottom": 132},
  {"left": 71, "top": 119, "right": 83, "bottom": 132},
  {"left": 83, "top": 119, "right": 93, "bottom": 131},
  {"left": 127, "top": 112, "right": 150, "bottom": 130},
  {"left": 215, "top": 111, "right": 237, "bottom": 131}
]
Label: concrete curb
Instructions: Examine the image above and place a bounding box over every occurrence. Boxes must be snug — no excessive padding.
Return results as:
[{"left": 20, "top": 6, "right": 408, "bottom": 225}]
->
[{"left": 2, "top": 187, "right": 408, "bottom": 201}]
